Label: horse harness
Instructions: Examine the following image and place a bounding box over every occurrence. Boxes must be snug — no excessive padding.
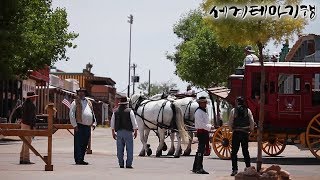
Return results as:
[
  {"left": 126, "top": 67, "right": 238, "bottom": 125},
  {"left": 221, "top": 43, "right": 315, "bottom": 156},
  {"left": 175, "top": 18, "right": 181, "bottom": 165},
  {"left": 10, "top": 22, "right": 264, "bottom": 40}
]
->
[
  {"left": 182, "top": 100, "right": 194, "bottom": 127},
  {"left": 133, "top": 97, "right": 178, "bottom": 132}
]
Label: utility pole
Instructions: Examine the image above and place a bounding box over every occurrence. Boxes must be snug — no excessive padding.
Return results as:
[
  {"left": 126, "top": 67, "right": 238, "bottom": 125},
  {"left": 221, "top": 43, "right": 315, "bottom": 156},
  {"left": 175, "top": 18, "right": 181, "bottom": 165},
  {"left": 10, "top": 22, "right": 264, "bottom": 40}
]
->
[
  {"left": 127, "top": 14, "right": 133, "bottom": 97},
  {"left": 148, "top": 70, "right": 151, "bottom": 96},
  {"left": 132, "top": 63, "right": 137, "bottom": 95}
]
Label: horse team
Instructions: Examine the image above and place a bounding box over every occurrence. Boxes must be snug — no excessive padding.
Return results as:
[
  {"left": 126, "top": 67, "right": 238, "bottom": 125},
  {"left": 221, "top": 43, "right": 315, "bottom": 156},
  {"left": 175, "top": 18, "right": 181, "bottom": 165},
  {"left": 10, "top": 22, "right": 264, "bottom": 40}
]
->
[{"left": 130, "top": 93, "right": 204, "bottom": 158}]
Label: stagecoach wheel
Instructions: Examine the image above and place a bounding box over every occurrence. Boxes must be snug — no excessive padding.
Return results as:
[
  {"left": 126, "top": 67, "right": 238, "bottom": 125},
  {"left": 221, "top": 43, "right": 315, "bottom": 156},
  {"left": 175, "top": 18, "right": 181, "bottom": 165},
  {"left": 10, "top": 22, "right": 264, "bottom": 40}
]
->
[
  {"left": 306, "top": 113, "right": 320, "bottom": 159},
  {"left": 262, "top": 137, "right": 286, "bottom": 156},
  {"left": 212, "top": 125, "right": 232, "bottom": 160}
]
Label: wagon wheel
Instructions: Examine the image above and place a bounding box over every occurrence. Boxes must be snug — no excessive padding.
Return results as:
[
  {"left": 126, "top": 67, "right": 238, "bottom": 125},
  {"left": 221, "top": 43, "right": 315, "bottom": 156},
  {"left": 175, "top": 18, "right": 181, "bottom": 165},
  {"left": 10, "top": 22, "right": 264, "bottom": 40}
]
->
[
  {"left": 306, "top": 113, "right": 320, "bottom": 159},
  {"left": 262, "top": 136, "right": 286, "bottom": 156},
  {"left": 212, "top": 125, "right": 232, "bottom": 160}
]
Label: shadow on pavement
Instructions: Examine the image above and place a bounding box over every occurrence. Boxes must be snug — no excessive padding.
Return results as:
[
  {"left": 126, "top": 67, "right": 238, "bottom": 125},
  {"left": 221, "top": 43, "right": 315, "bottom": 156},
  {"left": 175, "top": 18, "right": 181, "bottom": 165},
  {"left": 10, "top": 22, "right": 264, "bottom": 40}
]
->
[
  {"left": 0, "top": 138, "right": 21, "bottom": 145},
  {"left": 239, "top": 157, "right": 320, "bottom": 165}
]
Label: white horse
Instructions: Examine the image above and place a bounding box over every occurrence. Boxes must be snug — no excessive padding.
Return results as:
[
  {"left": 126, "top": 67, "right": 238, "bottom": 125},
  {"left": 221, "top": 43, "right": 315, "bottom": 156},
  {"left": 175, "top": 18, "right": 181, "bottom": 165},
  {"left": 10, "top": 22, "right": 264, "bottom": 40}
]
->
[
  {"left": 167, "top": 97, "right": 199, "bottom": 156},
  {"left": 131, "top": 94, "right": 189, "bottom": 158},
  {"left": 149, "top": 94, "right": 199, "bottom": 156}
]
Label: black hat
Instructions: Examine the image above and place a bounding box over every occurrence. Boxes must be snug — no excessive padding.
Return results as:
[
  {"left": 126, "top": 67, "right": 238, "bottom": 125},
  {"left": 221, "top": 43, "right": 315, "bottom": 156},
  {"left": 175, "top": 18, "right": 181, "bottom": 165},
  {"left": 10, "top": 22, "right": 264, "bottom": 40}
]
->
[
  {"left": 76, "top": 88, "right": 88, "bottom": 94},
  {"left": 197, "top": 96, "right": 207, "bottom": 103},
  {"left": 26, "top": 92, "right": 38, "bottom": 98},
  {"left": 236, "top": 96, "right": 244, "bottom": 105}
]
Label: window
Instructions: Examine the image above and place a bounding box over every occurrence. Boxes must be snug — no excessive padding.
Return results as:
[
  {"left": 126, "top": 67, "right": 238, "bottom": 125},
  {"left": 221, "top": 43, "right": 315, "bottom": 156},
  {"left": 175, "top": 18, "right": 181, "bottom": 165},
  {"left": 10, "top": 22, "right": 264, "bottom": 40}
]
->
[
  {"left": 251, "top": 72, "right": 261, "bottom": 98},
  {"left": 295, "top": 77, "right": 301, "bottom": 91},
  {"left": 278, "top": 74, "right": 294, "bottom": 94},
  {"left": 312, "top": 73, "right": 320, "bottom": 106},
  {"left": 270, "top": 82, "right": 275, "bottom": 94}
]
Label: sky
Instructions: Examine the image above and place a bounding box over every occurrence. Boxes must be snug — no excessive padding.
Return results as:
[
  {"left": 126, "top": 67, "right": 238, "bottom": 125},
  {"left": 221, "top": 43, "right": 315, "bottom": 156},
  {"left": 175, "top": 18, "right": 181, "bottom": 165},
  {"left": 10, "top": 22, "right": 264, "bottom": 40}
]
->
[{"left": 52, "top": 0, "right": 320, "bottom": 94}]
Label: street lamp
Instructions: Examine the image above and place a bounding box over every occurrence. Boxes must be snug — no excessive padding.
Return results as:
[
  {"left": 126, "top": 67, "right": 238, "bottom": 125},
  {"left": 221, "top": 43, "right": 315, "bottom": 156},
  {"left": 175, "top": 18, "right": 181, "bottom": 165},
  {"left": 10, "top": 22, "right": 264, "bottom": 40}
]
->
[{"left": 127, "top": 14, "right": 133, "bottom": 97}]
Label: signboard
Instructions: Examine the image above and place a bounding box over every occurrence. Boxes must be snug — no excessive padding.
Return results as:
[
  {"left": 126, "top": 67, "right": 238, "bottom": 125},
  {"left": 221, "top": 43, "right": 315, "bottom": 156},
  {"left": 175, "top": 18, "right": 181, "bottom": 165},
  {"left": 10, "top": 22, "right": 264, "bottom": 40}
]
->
[
  {"left": 278, "top": 95, "right": 301, "bottom": 112},
  {"left": 22, "top": 79, "right": 36, "bottom": 98}
]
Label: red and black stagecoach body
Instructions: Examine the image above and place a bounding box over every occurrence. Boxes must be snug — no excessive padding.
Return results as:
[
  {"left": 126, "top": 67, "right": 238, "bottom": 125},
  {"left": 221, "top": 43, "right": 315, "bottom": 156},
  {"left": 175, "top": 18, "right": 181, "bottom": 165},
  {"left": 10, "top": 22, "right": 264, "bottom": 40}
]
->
[{"left": 208, "top": 62, "right": 320, "bottom": 159}]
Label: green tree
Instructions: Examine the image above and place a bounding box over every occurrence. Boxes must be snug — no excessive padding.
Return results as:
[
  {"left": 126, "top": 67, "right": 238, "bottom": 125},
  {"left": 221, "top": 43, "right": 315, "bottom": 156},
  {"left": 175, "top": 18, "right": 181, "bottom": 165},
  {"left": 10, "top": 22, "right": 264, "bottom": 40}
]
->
[
  {"left": 137, "top": 82, "right": 177, "bottom": 96},
  {"left": 0, "top": 0, "right": 78, "bottom": 78},
  {"left": 167, "top": 10, "right": 244, "bottom": 88},
  {"left": 203, "top": 0, "right": 307, "bottom": 170}
]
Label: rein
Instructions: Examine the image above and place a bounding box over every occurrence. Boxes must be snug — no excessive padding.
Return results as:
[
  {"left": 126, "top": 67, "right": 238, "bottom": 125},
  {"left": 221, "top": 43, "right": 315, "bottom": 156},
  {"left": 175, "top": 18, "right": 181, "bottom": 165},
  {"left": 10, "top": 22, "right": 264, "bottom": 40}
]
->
[
  {"left": 182, "top": 100, "right": 194, "bottom": 126},
  {"left": 133, "top": 97, "right": 178, "bottom": 132}
]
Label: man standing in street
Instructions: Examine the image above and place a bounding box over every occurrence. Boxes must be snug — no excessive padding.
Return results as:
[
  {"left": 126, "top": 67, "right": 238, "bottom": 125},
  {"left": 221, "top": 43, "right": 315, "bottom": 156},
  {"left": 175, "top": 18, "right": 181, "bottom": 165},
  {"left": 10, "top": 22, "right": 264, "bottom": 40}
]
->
[
  {"left": 69, "top": 88, "right": 96, "bottom": 165},
  {"left": 192, "top": 96, "right": 214, "bottom": 174},
  {"left": 228, "top": 96, "right": 255, "bottom": 176},
  {"left": 111, "top": 96, "right": 138, "bottom": 168},
  {"left": 19, "top": 92, "right": 38, "bottom": 164}
]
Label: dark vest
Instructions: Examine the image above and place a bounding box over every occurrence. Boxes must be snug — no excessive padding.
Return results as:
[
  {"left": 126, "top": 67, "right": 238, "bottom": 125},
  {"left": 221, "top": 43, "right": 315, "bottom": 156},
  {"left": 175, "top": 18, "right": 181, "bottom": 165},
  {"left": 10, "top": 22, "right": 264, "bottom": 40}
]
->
[
  {"left": 233, "top": 105, "right": 250, "bottom": 128},
  {"left": 114, "top": 107, "right": 133, "bottom": 132},
  {"left": 22, "top": 100, "right": 36, "bottom": 127}
]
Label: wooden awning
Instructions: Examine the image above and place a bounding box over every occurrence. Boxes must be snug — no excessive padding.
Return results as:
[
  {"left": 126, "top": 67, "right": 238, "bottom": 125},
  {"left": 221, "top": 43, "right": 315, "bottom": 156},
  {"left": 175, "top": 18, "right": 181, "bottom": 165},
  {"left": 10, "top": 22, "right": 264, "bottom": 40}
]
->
[
  {"left": 87, "top": 76, "right": 116, "bottom": 86},
  {"left": 207, "top": 87, "right": 230, "bottom": 99},
  {"left": 29, "top": 66, "right": 50, "bottom": 82}
]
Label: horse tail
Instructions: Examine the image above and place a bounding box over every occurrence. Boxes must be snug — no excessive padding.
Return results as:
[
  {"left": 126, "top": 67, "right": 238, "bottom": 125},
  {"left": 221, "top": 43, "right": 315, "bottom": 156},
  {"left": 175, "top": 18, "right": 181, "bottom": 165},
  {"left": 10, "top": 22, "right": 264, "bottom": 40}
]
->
[{"left": 174, "top": 104, "right": 190, "bottom": 143}]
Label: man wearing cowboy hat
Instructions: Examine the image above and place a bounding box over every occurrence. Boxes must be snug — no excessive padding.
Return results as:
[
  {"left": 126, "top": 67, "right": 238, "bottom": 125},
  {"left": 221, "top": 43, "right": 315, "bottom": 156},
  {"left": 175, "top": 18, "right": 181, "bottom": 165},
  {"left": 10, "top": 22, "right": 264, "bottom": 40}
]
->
[
  {"left": 69, "top": 88, "right": 97, "bottom": 165},
  {"left": 243, "top": 45, "right": 259, "bottom": 67},
  {"left": 192, "top": 96, "right": 215, "bottom": 174},
  {"left": 111, "top": 96, "right": 138, "bottom": 168},
  {"left": 228, "top": 96, "right": 254, "bottom": 176},
  {"left": 19, "top": 92, "right": 38, "bottom": 164}
]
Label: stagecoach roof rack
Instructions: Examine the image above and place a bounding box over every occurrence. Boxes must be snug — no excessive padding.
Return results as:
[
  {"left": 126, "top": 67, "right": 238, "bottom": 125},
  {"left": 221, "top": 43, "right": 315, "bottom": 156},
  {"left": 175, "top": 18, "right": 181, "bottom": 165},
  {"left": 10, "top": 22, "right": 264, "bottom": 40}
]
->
[
  {"left": 246, "top": 61, "right": 320, "bottom": 68},
  {"left": 229, "top": 74, "right": 244, "bottom": 78}
]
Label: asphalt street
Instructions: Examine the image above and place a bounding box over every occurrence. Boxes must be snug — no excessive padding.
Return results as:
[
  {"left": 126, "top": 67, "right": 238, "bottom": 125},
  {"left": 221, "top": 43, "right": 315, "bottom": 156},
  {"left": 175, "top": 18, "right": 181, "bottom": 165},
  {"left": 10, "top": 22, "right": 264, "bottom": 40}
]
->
[{"left": 0, "top": 128, "right": 319, "bottom": 180}]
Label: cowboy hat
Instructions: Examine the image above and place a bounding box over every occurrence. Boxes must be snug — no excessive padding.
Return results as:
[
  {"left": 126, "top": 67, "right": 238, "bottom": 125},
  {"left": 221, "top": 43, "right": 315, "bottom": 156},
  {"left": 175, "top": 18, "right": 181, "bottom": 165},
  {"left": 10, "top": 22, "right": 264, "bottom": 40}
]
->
[
  {"left": 197, "top": 96, "right": 208, "bottom": 103},
  {"left": 236, "top": 96, "right": 245, "bottom": 105},
  {"left": 244, "top": 45, "right": 255, "bottom": 53},
  {"left": 76, "top": 88, "right": 88, "bottom": 94},
  {"left": 26, "top": 92, "right": 38, "bottom": 98},
  {"left": 118, "top": 96, "right": 129, "bottom": 105}
]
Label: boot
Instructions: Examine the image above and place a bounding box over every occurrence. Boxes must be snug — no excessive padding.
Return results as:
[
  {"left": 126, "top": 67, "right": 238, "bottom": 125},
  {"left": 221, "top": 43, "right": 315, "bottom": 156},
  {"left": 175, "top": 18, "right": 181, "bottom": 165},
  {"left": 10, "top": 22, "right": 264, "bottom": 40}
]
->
[
  {"left": 196, "top": 169, "right": 209, "bottom": 174},
  {"left": 195, "top": 152, "right": 209, "bottom": 174},
  {"left": 191, "top": 153, "right": 199, "bottom": 173},
  {"left": 230, "top": 170, "right": 238, "bottom": 176}
]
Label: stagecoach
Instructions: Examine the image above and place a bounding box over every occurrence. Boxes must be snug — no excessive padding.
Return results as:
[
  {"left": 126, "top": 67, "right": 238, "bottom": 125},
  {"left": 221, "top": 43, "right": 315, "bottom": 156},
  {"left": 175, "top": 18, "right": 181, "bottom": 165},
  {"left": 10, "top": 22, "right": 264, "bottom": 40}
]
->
[{"left": 208, "top": 62, "right": 320, "bottom": 160}]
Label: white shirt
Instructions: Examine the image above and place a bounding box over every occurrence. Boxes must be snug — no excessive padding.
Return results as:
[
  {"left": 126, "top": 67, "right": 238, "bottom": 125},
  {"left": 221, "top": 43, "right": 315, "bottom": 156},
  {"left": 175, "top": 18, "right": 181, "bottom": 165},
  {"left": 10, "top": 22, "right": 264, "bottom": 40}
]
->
[
  {"left": 228, "top": 108, "right": 254, "bottom": 132},
  {"left": 110, "top": 109, "right": 138, "bottom": 130},
  {"left": 69, "top": 98, "right": 96, "bottom": 127},
  {"left": 243, "top": 54, "right": 259, "bottom": 66},
  {"left": 194, "top": 108, "right": 212, "bottom": 131}
]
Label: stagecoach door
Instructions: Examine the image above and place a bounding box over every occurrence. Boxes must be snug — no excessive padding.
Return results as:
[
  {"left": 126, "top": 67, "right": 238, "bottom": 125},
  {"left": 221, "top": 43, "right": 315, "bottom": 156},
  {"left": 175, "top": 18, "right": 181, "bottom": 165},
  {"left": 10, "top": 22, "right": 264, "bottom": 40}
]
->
[{"left": 277, "top": 74, "right": 302, "bottom": 126}]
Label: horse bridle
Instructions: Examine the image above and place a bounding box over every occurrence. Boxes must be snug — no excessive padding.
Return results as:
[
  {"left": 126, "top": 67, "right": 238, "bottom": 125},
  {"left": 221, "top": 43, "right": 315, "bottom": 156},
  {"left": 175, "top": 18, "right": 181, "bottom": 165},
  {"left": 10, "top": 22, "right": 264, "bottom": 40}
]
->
[{"left": 131, "top": 96, "right": 146, "bottom": 111}]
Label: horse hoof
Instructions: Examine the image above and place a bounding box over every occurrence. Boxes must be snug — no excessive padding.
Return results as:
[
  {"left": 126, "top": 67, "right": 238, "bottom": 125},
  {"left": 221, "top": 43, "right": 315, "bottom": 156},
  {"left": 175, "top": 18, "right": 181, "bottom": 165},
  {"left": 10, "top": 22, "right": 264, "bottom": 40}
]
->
[
  {"left": 167, "top": 150, "right": 174, "bottom": 156},
  {"left": 174, "top": 154, "right": 180, "bottom": 158},
  {"left": 156, "top": 151, "right": 162, "bottom": 157},
  {"left": 162, "top": 143, "right": 167, "bottom": 151},
  {"left": 182, "top": 149, "right": 191, "bottom": 156},
  {"left": 147, "top": 149, "right": 152, "bottom": 156},
  {"left": 139, "top": 151, "right": 146, "bottom": 157}
]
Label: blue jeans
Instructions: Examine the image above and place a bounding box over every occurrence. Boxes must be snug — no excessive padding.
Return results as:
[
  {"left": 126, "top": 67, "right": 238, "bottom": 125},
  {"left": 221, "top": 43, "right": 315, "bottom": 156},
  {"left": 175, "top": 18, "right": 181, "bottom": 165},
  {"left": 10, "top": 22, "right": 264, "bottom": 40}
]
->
[
  {"left": 74, "top": 123, "right": 91, "bottom": 163},
  {"left": 116, "top": 129, "right": 134, "bottom": 167}
]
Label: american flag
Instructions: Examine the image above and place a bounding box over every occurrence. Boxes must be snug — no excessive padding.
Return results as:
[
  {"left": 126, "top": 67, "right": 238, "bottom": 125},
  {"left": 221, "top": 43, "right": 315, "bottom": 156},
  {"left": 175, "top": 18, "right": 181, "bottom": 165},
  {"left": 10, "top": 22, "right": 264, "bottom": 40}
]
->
[{"left": 62, "top": 96, "right": 71, "bottom": 109}]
